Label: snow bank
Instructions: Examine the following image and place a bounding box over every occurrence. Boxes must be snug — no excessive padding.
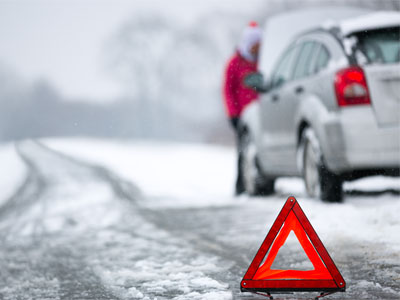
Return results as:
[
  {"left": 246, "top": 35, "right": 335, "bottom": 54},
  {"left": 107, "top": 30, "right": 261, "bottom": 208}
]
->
[
  {"left": 45, "top": 138, "right": 400, "bottom": 251},
  {"left": 295, "top": 193, "right": 400, "bottom": 252},
  {"left": 45, "top": 138, "right": 237, "bottom": 208},
  {"left": 0, "top": 143, "right": 26, "bottom": 207}
]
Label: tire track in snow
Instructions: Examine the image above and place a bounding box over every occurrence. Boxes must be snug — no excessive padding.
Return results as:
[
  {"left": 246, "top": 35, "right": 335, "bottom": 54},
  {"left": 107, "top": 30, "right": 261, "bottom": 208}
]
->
[
  {"left": 0, "top": 140, "right": 139, "bottom": 300},
  {"left": 3, "top": 140, "right": 398, "bottom": 300},
  {"left": 0, "top": 141, "right": 234, "bottom": 300}
]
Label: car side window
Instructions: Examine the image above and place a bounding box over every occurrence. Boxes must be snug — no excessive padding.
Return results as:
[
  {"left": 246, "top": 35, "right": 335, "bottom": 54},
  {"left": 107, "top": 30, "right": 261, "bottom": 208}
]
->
[
  {"left": 270, "top": 45, "right": 299, "bottom": 88},
  {"left": 314, "top": 44, "right": 330, "bottom": 73},
  {"left": 270, "top": 48, "right": 293, "bottom": 88},
  {"left": 293, "top": 41, "right": 316, "bottom": 80}
]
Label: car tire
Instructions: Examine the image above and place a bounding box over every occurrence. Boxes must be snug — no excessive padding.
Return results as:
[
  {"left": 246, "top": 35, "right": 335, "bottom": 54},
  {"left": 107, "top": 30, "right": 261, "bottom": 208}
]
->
[
  {"left": 241, "top": 131, "right": 275, "bottom": 196},
  {"left": 299, "top": 128, "right": 343, "bottom": 202}
]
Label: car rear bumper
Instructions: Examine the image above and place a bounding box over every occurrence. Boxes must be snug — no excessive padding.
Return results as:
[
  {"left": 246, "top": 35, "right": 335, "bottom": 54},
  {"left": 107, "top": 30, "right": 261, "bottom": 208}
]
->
[{"left": 319, "top": 106, "right": 400, "bottom": 174}]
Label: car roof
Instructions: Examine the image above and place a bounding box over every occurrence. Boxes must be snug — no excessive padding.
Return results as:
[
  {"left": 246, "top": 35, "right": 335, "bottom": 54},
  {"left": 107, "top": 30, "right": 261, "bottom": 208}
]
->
[
  {"left": 338, "top": 11, "right": 400, "bottom": 36},
  {"left": 298, "top": 11, "right": 400, "bottom": 40}
]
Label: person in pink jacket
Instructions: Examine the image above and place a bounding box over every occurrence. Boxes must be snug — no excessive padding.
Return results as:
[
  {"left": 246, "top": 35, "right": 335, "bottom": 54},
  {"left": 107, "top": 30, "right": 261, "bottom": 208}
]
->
[{"left": 223, "top": 21, "right": 261, "bottom": 195}]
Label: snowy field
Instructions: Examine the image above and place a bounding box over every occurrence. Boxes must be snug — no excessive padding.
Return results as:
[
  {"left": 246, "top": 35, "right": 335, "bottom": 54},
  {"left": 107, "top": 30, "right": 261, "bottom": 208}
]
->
[{"left": 0, "top": 138, "right": 399, "bottom": 299}]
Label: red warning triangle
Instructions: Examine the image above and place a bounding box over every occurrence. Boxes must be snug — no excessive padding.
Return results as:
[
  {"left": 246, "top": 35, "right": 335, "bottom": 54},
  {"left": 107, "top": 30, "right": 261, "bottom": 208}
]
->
[{"left": 241, "top": 196, "right": 346, "bottom": 294}]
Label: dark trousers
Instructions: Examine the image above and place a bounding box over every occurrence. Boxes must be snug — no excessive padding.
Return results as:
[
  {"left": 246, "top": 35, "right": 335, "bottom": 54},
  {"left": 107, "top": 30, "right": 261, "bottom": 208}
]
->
[{"left": 230, "top": 117, "right": 245, "bottom": 195}]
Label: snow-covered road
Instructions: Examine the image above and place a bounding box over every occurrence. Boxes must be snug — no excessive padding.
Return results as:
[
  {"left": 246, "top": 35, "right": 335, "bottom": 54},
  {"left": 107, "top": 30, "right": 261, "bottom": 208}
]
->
[{"left": 0, "top": 139, "right": 399, "bottom": 299}]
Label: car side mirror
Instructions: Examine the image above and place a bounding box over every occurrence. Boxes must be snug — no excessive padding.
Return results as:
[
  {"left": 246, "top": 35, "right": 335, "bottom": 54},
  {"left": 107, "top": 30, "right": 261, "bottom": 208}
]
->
[{"left": 244, "top": 72, "right": 270, "bottom": 93}]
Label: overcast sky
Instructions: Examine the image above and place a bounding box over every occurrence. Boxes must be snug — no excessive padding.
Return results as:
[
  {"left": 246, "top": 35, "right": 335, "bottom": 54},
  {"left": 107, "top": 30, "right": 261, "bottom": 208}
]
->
[{"left": 0, "top": 0, "right": 263, "bottom": 102}]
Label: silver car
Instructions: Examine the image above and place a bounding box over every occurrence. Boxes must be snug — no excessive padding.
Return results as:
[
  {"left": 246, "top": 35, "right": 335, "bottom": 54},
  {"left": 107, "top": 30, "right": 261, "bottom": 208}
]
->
[{"left": 241, "top": 12, "right": 400, "bottom": 202}]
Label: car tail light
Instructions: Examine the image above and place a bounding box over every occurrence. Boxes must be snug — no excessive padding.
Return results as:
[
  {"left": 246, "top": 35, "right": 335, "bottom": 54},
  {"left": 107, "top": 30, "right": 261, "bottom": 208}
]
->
[{"left": 334, "top": 66, "right": 371, "bottom": 107}]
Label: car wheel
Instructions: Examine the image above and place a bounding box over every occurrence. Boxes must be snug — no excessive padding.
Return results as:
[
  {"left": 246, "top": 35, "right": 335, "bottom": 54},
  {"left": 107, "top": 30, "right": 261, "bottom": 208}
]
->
[
  {"left": 242, "top": 131, "right": 275, "bottom": 196},
  {"left": 299, "top": 128, "right": 343, "bottom": 202}
]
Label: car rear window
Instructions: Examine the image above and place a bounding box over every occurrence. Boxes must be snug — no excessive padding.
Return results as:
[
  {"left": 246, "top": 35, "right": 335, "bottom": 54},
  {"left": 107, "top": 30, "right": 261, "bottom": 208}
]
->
[{"left": 351, "top": 27, "right": 400, "bottom": 65}]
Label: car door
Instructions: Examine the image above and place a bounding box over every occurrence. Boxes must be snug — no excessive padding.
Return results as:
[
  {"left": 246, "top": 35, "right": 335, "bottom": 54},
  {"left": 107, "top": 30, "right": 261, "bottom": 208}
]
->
[
  {"left": 258, "top": 43, "right": 301, "bottom": 174},
  {"left": 283, "top": 41, "right": 319, "bottom": 157}
]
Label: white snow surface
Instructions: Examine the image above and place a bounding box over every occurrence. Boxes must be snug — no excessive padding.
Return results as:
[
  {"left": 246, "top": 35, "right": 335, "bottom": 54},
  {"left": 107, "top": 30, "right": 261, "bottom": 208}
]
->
[
  {"left": 46, "top": 138, "right": 237, "bottom": 208},
  {"left": 1, "top": 138, "right": 398, "bottom": 298},
  {"left": 0, "top": 140, "right": 235, "bottom": 299},
  {"left": 45, "top": 138, "right": 400, "bottom": 253},
  {"left": 0, "top": 143, "right": 26, "bottom": 206},
  {"left": 7, "top": 137, "right": 392, "bottom": 299}
]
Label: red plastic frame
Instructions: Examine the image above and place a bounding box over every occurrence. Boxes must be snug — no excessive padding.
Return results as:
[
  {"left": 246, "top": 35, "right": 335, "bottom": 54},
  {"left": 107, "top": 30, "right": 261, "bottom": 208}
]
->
[{"left": 241, "top": 196, "right": 346, "bottom": 293}]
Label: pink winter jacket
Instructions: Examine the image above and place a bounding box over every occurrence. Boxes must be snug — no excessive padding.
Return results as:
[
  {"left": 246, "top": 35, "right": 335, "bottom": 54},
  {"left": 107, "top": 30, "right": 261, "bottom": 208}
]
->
[{"left": 223, "top": 52, "right": 258, "bottom": 118}]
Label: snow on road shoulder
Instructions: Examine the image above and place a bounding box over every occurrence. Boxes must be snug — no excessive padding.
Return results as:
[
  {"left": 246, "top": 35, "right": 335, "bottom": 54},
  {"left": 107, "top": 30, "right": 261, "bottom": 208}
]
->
[
  {"left": 293, "top": 195, "right": 400, "bottom": 252},
  {"left": 44, "top": 138, "right": 237, "bottom": 208},
  {"left": 44, "top": 138, "right": 400, "bottom": 252},
  {"left": 0, "top": 142, "right": 27, "bottom": 207}
]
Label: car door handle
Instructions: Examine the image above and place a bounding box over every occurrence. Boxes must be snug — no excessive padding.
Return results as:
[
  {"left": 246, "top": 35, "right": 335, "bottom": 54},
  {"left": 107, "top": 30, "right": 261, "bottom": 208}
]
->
[
  {"left": 295, "top": 86, "right": 304, "bottom": 94},
  {"left": 272, "top": 94, "right": 279, "bottom": 102}
]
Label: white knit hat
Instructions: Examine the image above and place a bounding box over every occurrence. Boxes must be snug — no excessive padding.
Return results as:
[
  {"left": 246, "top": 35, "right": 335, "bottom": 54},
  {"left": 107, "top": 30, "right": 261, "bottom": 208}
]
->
[{"left": 238, "top": 21, "right": 262, "bottom": 62}]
